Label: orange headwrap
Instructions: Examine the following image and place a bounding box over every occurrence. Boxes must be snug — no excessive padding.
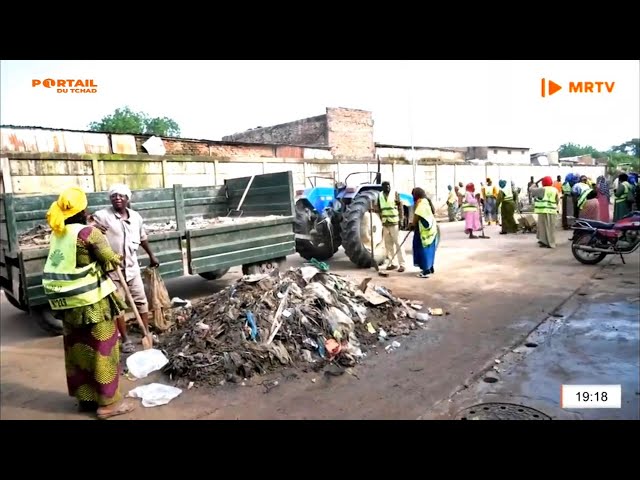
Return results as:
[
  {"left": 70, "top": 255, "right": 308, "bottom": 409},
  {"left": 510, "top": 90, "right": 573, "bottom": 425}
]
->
[
  {"left": 541, "top": 176, "right": 553, "bottom": 187},
  {"left": 46, "top": 187, "right": 88, "bottom": 234}
]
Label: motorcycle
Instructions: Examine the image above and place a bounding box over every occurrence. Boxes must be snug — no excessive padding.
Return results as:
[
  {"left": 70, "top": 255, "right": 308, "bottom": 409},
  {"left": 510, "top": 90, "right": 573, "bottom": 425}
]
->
[{"left": 570, "top": 211, "right": 640, "bottom": 265}]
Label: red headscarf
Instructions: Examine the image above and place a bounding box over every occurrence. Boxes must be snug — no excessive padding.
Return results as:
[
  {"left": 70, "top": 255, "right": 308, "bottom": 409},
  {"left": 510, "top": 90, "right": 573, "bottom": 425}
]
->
[
  {"left": 541, "top": 176, "right": 553, "bottom": 187},
  {"left": 465, "top": 183, "right": 475, "bottom": 192}
]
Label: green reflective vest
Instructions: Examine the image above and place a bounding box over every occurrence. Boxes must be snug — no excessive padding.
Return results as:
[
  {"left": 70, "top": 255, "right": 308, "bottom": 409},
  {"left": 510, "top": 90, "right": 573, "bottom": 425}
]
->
[
  {"left": 42, "top": 223, "right": 117, "bottom": 310},
  {"left": 500, "top": 186, "right": 514, "bottom": 202},
  {"left": 534, "top": 186, "right": 558, "bottom": 214},
  {"left": 615, "top": 181, "right": 632, "bottom": 204},
  {"left": 414, "top": 199, "right": 437, "bottom": 247},
  {"left": 577, "top": 187, "right": 593, "bottom": 210},
  {"left": 562, "top": 182, "right": 572, "bottom": 194},
  {"left": 379, "top": 192, "right": 400, "bottom": 225}
]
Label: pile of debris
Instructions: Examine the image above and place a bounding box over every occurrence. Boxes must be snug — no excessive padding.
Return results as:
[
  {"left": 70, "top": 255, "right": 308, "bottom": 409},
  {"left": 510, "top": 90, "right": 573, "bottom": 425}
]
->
[
  {"left": 159, "top": 266, "right": 429, "bottom": 388},
  {"left": 18, "top": 215, "right": 285, "bottom": 248}
]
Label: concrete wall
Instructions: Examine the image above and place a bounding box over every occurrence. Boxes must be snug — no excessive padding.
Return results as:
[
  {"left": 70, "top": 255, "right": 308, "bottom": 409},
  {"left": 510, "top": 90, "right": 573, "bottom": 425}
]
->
[
  {"left": 220, "top": 115, "right": 328, "bottom": 146},
  {"left": 1, "top": 153, "right": 605, "bottom": 217},
  {"left": 486, "top": 147, "right": 530, "bottom": 165}
]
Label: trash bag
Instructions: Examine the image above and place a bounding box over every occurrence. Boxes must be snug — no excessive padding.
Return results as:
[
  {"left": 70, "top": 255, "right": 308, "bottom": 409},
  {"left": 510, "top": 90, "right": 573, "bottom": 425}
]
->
[{"left": 142, "top": 267, "right": 173, "bottom": 332}]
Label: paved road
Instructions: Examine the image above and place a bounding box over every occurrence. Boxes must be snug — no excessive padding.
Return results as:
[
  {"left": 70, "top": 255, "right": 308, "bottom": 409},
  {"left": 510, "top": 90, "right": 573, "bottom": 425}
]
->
[{"left": 2, "top": 220, "right": 638, "bottom": 420}]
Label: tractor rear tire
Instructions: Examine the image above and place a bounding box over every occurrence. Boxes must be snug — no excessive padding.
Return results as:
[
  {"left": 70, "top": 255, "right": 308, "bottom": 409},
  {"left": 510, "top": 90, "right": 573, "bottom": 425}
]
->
[
  {"left": 294, "top": 200, "right": 341, "bottom": 261},
  {"left": 342, "top": 190, "right": 386, "bottom": 268},
  {"left": 199, "top": 269, "right": 230, "bottom": 281}
]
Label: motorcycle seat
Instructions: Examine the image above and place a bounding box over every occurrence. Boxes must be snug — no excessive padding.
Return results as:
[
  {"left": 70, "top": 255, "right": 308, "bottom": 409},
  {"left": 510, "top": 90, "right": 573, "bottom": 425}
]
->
[{"left": 581, "top": 220, "right": 615, "bottom": 229}]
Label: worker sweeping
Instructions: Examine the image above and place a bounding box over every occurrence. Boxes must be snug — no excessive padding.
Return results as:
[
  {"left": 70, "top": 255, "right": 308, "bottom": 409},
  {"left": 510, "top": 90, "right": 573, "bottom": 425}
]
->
[
  {"left": 377, "top": 181, "right": 406, "bottom": 273},
  {"left": 462, "top": 183, "right": 482, "bottom": 239},
  {"left": 411, "top": 188, "right": 439, "bottom": 278}
]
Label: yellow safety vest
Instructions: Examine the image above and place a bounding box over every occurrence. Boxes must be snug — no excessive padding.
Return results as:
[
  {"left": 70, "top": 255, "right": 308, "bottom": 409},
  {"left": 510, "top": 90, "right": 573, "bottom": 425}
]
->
[
  {"left": 414, "top": 199, "right": 437, "bottom": 247},
  {"left": 447, "top": 191, "right": 457, "bottom": 204},
  {"left": 615, "top": 181, "right": 632, "bottom": 204},
  {"left": 42, "top": 223, "right": 117, "bottom": 310},
  {"left": 379, "top": 192, "right": 400, "bottom": 225},
  {"left": 577, "top": 187, "right": 593, "bottom": 209},
  {"left": 500, "top": 186, "right": 513, "bottom": 202},
  {"left": 534, "top": 186, "right": 558, "bottom": 214},
  {"left": 461, "top": 192, "right": 477, "bottom": 212},
  {"left": 484, "top": 185, "right": 496, "bottom": 198}
]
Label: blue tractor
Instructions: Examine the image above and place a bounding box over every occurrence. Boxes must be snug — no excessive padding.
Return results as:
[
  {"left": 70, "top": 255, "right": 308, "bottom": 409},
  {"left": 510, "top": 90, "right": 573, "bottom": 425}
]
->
[{"left": 294, "top": 159, "right": 415, "bottom": 268}]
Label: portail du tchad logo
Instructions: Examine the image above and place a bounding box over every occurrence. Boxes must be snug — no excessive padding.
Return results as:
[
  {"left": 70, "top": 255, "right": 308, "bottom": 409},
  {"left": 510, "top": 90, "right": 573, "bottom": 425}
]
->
[{"left": 32, "top": 79, "right": 98, "bottom": 94}]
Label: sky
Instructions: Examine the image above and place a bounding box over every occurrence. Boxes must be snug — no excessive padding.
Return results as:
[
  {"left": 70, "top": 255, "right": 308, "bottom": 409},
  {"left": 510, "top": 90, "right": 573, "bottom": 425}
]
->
[{"left": 1, "top": 60, "right": 638, "bottom": 153}]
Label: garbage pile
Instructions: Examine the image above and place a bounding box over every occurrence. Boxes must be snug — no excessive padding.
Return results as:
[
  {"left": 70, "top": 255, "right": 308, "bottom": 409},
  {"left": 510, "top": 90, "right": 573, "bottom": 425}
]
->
[{"left": 159, "top": 266, "right": 428, "bottom": 388}]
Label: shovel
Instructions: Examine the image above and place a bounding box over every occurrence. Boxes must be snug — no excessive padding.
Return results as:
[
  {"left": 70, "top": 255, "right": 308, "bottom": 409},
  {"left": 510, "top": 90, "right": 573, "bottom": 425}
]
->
[
  {"left": 116, "top": 267, "right": 153, "bottom": 350},
  {"left": 227, "top": 175, "right": 255, "bottom": 218}
]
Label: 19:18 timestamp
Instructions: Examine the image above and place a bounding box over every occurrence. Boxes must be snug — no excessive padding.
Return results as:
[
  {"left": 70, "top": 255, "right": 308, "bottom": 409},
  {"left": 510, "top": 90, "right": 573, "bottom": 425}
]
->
[
  {"left": 576, "top": 391, "right": 608, "bottom": 402},
  {"left": 561, "top": 385, "right": 621, "bottom": 409}
]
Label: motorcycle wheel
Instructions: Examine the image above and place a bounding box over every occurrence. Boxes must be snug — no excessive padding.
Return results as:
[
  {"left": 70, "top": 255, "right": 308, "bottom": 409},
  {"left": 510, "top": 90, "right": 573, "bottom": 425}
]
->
[{"left": 571, "top": 233, "right": 608, "bottom": 265}]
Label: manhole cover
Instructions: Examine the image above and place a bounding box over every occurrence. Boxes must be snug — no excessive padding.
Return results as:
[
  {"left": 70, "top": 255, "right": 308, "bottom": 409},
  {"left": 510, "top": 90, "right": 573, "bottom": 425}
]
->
[{"left": 455, "top": 403, "right": 551, "bottom": 420}]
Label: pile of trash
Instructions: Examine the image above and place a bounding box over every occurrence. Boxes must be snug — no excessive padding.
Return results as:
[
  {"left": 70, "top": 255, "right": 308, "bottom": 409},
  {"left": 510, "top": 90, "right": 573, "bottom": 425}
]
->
[{"left": 159, "top": 266, "right": 429, "bottom": 388}]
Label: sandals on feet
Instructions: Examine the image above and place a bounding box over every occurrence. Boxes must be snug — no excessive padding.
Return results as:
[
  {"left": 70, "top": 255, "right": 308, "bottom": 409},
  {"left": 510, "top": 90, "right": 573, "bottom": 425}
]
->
[
  {"left": 96, "top": 399, "right": 137, "bottom": 420},
  {"left": 417, "top": 272, "right": 430, "bottom": 278},
  {"left": 121, "top": 340, "right": 136, "bottom": 354}
]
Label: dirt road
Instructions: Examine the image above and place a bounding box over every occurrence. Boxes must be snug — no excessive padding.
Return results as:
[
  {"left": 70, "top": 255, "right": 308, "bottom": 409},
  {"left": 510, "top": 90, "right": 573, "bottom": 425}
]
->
[{"left": 2, "top": 220, "right": 637, "bottom": 420}]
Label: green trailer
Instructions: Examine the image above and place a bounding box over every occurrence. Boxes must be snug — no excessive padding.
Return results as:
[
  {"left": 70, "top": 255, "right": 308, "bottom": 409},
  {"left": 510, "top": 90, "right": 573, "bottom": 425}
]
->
[{"left": 0, "top": 171, "right": 296, "bottom": 334}]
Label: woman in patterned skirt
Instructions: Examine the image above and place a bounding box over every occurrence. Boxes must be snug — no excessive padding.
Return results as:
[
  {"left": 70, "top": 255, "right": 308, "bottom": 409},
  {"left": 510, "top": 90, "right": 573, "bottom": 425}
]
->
[{"left": 44, "top": 187, "right": 137, "bottom": 419}]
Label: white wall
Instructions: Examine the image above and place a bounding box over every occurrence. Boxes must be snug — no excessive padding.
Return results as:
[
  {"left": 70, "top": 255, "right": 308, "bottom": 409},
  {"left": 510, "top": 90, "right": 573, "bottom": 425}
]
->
[{"left": 486, "top": 147, "right": 530, "bottom": 165}]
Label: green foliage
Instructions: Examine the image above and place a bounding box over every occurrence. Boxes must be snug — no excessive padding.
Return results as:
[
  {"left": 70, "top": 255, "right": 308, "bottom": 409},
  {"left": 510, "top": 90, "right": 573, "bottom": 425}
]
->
[
  {"left": 88, "top": 106, "right": 181, "bottom": 137},
  {"left": 558, "top": 139, "right": 639, "bottom": 175}
]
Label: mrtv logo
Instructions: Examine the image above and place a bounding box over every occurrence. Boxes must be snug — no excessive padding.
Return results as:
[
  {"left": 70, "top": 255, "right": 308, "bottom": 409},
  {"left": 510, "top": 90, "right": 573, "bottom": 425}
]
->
[
  {"left": 541, "top": 78, "right": 615, "bottom": 97},
  {"left": 32, "top": 79, "right": 98, "bottom": 94}
]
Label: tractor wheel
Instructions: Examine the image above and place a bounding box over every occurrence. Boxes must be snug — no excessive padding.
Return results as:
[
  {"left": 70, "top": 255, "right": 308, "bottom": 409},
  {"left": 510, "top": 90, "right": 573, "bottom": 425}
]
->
[
  {"left": 294, "top": 199, "right": 341, "bottom": 261},
  {"left": 342, "top": 190, "right": 386, "bottom": 268}
]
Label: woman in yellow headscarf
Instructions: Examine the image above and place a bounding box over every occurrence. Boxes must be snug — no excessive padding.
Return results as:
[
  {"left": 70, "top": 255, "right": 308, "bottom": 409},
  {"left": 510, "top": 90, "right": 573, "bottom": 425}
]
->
[{"left": 43, "top": 187, "right": 136, "bottom": 419}]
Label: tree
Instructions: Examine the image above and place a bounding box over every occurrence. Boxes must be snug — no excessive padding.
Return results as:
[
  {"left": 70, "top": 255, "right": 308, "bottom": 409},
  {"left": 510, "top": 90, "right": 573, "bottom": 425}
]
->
[
  {"left": 611, "top": 138, "right": 640, "bottom": 158},
  {"left": 558, "top": 142, "right": 604, "bottom": 158},
  {"left": 88, "top": 106, "right": 181, "bottom": 137}
]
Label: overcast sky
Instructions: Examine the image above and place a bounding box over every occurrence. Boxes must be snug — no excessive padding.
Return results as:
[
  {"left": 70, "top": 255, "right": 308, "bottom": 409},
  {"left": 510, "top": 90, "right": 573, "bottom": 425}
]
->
[{"left": 1, "top": 60, "right": 638, "bottom": 153}]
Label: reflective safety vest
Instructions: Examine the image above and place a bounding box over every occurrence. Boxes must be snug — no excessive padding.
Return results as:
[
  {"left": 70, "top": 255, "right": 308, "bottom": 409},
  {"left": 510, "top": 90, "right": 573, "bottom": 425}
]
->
[
  {"left": 447, "top": 190, "right": 457, "bottom": 205},
  {"left": 414, "top": 199, "right": 437, "bottom": 247},
  {"left": 461, "top": 192, "right": 478, "bottom": 212},
  {"left": 42, "top": 223, "right": 117, "bottom": 310},
  {"left": 379, "top": 192, "right": 400, "bottom": 225},
  {"left": 577, "top": 187, "right": 593, "bottom": 209},
  {"left": 615, "top": 181, "right": 632, "bottom": 204},
  {"left": 500, "top": 186, "right": 514, "bottom": 202},
  {"left": 534, "top": 186, "right": 558, "bottom": 214},
  {"left": 483, "top": 185, "right": 496, "bottom": 198}
]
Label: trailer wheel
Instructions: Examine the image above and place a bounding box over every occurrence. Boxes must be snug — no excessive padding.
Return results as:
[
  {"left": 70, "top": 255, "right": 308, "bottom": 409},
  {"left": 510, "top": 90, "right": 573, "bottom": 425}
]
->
[
  {"left": 243, "top": 257, "right": 285, "bottom": 276},
  {"left": 35, "top": 307, "right": 63, "bottom": 336},
  {"left": 198, "top": 269, "right": 230, "bottom": 281},
  {"left": 341, "top": 190, "right": 386, "bottom": 268}
]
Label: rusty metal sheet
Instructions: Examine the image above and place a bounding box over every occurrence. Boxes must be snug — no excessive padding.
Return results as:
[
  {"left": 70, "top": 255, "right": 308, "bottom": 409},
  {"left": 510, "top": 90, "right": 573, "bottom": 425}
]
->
[
  {"left": 35, "top": 130, "right": 67, "bottom": 153},
  {"left": 62, "top": 132, "right": 86, "bottom": 154},
  {"left": 111, "top": 134, "right": 138, "bottom": 155},
  {"left": 1, "top": 128, "right": 38, "bottom": 153},
  {"left": 82, "top": 132, "right": 110, "bottom": 154}
]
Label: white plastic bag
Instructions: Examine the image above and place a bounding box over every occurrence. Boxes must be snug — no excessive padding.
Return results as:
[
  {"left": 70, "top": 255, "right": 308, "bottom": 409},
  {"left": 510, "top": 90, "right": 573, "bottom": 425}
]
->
[
  {"left": 127, "top": 383, "right": 182, "bottom": 407},
  {"left": 126, "top": 349, "right": 169, "bottom": 379}
]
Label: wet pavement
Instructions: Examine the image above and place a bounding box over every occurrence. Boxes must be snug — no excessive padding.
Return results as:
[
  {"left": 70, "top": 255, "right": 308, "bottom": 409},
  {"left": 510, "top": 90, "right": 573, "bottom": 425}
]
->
[{"left": 421, "top": 253, "right": 640, "bottom": 420}]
